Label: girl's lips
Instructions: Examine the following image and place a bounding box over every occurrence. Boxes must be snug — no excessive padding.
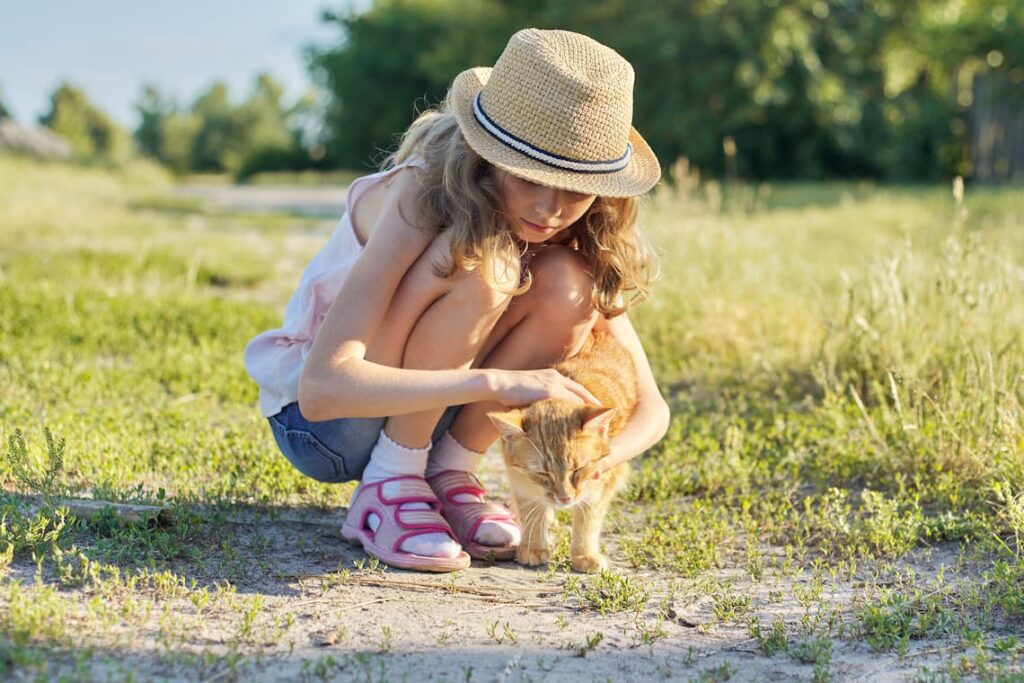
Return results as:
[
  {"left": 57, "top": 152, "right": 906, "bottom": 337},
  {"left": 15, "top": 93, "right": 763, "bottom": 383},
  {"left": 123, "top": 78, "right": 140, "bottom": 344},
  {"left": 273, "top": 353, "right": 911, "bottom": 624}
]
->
[{"left": 522, "top": 219, "right": 557, "bottom": 233}]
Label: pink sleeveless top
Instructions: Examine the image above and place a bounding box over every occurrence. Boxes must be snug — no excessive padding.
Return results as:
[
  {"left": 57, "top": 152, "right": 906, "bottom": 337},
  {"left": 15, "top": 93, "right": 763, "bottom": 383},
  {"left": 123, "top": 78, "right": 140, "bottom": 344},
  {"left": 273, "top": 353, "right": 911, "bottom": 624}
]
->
[{"left": 243, "top": 155, "right": 426, "bottom": 417}]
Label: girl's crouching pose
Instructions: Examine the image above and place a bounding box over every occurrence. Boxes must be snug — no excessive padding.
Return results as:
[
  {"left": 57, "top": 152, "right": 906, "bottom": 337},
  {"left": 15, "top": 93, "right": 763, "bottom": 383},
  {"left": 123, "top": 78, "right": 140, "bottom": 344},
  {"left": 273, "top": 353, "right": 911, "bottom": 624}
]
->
[{"left": 244, "top": 28, "right": 671, "bottom": 572}]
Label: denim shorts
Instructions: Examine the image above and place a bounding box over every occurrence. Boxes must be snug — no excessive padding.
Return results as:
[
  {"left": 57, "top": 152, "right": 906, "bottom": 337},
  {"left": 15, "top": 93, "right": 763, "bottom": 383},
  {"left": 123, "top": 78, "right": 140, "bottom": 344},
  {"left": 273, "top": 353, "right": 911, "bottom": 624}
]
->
[{"left": 267, "top": 403, "right": 462, "bottom": 483}]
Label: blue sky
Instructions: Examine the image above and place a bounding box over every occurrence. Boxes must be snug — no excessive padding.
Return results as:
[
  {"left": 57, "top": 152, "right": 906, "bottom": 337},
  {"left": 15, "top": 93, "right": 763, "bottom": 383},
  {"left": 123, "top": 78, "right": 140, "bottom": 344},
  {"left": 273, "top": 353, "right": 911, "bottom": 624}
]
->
[{"left": 0, "top": 1, "right": 369, "bottom": 126}]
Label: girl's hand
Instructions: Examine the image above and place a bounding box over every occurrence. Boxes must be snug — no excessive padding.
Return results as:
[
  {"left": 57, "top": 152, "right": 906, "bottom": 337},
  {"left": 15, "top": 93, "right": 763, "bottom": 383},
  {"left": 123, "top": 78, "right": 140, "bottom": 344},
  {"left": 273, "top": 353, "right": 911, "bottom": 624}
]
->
[{"left": 488, "top": 368, "right": 602, "bottom": 408}]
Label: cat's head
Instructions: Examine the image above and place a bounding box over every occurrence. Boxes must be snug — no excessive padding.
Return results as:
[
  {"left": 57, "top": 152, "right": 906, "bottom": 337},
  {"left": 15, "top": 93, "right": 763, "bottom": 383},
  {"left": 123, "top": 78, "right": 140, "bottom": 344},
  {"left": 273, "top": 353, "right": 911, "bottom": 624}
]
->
[{"left": 487, "top": 401, "right": 616, "bottom": 509}]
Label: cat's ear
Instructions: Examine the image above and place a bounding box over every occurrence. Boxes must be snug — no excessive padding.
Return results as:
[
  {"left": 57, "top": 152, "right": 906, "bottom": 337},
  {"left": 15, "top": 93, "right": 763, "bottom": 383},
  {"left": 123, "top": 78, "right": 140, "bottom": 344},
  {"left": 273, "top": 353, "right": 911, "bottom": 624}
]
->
[
  {"left": 487, "top": 410, "right": 524, "bottom": 441},
  {"left": 581, "top": 406, "right": 617, "bottom": 437}
]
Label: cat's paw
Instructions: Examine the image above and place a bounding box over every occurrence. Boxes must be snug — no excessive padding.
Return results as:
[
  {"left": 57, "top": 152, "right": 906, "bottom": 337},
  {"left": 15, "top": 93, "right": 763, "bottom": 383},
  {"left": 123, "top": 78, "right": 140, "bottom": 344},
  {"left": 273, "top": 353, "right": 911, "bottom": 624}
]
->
[
  {"left": 516, "top": 546, "right": 550, "bottom": 567},
  {"left": 571, "top": 553, "right": 607, "bottom": 574}
]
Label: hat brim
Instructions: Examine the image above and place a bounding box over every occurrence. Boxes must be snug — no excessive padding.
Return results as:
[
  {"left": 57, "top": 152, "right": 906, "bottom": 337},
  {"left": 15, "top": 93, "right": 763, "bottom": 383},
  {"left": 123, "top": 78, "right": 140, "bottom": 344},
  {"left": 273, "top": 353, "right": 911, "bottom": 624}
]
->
[{"left": 451, "top": 67, "right": 661, "bottom": 198}]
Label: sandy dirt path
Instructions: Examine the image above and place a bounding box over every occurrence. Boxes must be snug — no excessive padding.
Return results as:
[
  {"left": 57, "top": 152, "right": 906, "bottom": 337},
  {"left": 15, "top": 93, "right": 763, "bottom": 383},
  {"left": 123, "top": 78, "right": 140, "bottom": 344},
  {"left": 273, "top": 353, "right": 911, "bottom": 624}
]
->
[
  {"left": 8, "top": 449, "right": 958, "bottom": 682},
  {"left": 173, "top": 183, "right": 349, "bottom": 217}
]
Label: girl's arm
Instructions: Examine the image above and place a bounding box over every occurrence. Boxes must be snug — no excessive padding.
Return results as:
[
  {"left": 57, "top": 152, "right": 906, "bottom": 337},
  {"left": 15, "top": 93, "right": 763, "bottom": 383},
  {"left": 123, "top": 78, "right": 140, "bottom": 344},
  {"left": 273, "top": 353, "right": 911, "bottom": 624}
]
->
[
  {"left": 299, "top": 170, "right": 500, "bottom": 420},
  {"left": 298, "top": 170, "right": 597, "bottom": 421},
  {"left": 592, "top": 309, "right": 671, "bottom": 475}
]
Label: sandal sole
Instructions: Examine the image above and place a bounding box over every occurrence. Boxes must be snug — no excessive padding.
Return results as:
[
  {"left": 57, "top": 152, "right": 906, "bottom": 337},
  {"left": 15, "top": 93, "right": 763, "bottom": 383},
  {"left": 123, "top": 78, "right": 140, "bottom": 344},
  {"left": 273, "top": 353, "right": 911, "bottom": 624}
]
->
[{"left": 340, "top": 525, "right": 471, "bottom": 573}]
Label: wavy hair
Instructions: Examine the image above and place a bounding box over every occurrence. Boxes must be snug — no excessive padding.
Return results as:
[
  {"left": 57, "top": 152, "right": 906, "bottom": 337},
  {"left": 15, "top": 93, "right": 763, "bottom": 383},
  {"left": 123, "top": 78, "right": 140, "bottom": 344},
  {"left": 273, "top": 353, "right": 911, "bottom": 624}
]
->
[{"left": 379, "top": 91, "right": 659, "bottom": 318}]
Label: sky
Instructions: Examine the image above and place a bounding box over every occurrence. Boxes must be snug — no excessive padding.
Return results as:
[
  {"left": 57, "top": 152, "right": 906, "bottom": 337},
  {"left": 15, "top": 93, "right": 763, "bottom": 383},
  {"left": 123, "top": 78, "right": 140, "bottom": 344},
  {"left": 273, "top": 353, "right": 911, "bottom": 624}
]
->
[{"left": 0, "top": 1, "right": 369, "bottom": 127}]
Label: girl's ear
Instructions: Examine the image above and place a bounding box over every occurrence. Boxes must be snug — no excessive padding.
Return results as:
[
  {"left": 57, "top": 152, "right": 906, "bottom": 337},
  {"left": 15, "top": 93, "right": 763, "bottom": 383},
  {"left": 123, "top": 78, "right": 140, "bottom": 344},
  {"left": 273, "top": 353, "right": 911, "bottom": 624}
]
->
[
  {"left": 487, "top": 410, "right": 524, "bottom": 440},
  {"left": 581, "top": 406, "right": 617, "bottom": 437}
]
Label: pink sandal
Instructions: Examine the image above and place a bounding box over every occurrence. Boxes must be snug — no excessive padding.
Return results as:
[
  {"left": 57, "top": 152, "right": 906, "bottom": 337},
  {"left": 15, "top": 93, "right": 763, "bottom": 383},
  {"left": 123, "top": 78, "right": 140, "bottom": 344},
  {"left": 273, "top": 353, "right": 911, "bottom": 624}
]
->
[
  {"left": 341, "top": 476, "right": 471, "bottom": 572},
  {"left": 427, "top": 470, "right": 519, "bottom": 561}
]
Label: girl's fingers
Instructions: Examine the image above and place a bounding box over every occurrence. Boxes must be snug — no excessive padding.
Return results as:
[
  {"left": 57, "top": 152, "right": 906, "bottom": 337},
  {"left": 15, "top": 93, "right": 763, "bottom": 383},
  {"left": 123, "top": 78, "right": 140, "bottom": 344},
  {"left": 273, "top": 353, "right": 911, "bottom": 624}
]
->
[{"left": 571, "top": 383, "right": 602, "bottom": 406}]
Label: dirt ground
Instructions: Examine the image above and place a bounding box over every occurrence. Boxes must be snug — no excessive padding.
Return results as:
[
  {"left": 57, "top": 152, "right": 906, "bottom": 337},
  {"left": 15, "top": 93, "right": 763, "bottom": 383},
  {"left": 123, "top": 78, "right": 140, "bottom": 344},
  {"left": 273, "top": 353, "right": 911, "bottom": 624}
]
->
[
  {"left": 8, "top": 448, "right": 962, "bottom": 683},
  {"left": 174, "top": 183, "right": 349, "bottom": 217}
]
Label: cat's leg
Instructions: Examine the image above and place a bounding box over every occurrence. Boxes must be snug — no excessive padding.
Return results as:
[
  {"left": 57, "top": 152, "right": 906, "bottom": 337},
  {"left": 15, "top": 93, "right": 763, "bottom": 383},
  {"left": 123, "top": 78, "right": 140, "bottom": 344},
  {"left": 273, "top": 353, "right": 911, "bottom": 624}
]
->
[
  {"left": 447, "top": 245, "right": 600, "bottom": 451},
  {"left": 570, "top": 484, "right": 618, "bottom": 573},
  {"left": 515, "top": 495, "right": 555, "bottom": 566}
]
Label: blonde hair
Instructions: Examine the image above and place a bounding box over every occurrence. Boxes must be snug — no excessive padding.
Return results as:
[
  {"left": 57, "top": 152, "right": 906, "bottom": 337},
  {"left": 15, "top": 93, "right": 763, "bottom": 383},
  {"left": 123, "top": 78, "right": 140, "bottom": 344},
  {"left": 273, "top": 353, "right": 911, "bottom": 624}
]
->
[{"left": 379, "top": 91, "right": 659, "bottom": 318}]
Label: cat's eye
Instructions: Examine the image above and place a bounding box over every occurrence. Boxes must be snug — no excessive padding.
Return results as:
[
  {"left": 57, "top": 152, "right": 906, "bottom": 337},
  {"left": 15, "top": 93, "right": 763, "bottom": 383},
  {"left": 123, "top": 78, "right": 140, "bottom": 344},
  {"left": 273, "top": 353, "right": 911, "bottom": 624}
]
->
[{"left": 571, "top": 467, "right": 591, "bottom": 483}]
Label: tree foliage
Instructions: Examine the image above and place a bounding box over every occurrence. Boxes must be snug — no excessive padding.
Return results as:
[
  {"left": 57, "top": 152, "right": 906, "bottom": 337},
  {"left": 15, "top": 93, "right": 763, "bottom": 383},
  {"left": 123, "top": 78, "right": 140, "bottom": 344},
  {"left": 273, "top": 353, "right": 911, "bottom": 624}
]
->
[
  {"left": 0, "top": 86, "right": 11, "bottom": 119},
  {"left": 133, "top": 74, "right": 316, "bottom": 178},
  {"left": 308, "top": 0, "right": 1023, "bottom": 180},
  {"left": 39, "top": 82, "right": 131, "bottom": 164}
]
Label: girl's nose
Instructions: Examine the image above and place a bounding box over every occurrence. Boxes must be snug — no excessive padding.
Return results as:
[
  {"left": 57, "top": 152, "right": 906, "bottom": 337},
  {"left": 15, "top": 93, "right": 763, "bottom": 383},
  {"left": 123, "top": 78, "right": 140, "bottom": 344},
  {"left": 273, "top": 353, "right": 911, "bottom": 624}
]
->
[{"left": 535, "top": 187, "right": 561, "bottom": 217}]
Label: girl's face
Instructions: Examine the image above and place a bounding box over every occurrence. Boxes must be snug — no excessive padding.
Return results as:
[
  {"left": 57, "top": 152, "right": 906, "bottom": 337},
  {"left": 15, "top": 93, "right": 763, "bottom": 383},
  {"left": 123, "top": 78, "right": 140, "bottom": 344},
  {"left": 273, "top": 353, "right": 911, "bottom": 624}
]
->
[{"left": 495, "top": 168, "right": 597, "bottom": 244}]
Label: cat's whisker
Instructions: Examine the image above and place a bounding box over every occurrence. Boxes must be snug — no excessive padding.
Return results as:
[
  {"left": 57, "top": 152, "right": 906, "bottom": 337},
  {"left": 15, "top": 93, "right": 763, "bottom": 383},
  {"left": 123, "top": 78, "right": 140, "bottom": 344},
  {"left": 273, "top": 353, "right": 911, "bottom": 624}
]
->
[
  {"left": 520, "top": 433, "right": 546, "bottom": 462},
  {"left": 604, "top": 508, "right": 627, "bottom": 533},
  {"left": 521, "top": 504, "right": 544, "bottom": 548},
  {"left": 522, "top": 506, "right": 538, "bottom": 541}
]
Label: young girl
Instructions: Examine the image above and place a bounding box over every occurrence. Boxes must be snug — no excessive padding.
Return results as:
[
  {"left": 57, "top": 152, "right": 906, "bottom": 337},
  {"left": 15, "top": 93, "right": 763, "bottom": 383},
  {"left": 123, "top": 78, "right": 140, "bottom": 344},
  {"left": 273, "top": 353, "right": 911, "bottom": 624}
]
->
[{"left": 244, "top": 28, "right": 670, "bottom": 572}]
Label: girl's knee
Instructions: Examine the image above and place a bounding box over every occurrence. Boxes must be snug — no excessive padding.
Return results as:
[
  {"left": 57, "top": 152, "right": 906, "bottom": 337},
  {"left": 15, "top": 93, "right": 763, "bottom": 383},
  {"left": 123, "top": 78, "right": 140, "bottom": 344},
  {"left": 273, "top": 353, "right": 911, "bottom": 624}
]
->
[
  {"left": 408, "top": 230, "right": 518, "bottom": 315},
  {"left": 447, "top": 248, "right": 520, "bottom": 315},
  {"left": 527, "top": 245, "right": 596, "bottom": 322}
]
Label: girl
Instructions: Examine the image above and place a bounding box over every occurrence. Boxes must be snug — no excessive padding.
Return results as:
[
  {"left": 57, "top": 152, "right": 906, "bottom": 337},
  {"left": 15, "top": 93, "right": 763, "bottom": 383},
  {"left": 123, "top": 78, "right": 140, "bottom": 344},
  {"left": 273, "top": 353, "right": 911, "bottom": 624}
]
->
[{"left": 244, "top": 28, "right": 671, "bottom": 572}]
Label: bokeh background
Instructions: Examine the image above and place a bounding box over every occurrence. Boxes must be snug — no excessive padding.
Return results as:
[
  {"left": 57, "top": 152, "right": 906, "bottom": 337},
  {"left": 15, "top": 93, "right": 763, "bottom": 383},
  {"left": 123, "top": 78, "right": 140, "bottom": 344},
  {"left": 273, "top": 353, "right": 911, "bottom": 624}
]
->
[
  {"left": 2, "top": 0, "right": 1022, "bottom": 182},
  {"left": 2, "top": 2, "right": 1024, "bottom": 680}
]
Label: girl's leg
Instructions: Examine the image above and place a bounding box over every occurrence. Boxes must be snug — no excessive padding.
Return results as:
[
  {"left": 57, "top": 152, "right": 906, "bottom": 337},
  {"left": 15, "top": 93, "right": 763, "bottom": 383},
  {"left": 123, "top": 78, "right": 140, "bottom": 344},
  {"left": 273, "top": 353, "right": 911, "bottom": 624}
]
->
[
  {"left": 421, "top": 245, "right": 598, "bottom": 551},
  {"left": 443, "top": 245, "right": 600, "bottom": 452},
  {"left": 355, "top": 231, "right": 521, "bottom": 558}
]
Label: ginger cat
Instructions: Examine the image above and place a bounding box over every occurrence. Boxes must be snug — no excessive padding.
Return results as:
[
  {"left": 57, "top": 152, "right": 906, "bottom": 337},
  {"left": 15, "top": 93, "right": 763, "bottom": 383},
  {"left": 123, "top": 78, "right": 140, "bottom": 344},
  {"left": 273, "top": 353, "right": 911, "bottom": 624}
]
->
[{"left": 487, "top": 330, "right": 637, "bottom": 573}]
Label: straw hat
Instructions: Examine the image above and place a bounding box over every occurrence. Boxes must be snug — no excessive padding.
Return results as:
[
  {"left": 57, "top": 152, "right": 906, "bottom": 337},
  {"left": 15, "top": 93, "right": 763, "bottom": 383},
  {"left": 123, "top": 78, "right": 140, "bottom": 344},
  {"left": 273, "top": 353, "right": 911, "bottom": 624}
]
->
[{"left": 450, "top": 28, "right": 661, "bottom": 198}]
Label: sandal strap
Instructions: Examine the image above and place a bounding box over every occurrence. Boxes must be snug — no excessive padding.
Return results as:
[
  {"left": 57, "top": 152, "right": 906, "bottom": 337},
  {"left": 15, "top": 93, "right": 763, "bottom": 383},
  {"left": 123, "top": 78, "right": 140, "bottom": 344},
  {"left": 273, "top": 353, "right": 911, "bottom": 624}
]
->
[
  {"left": 348, "top": 477, "right": 458, "bottom": 553},
  {"left": 428, "top": 470, "right": 487, "bottom": 501},
  {"left": 446, "top": 500, "right": 517, "bottom": 547},
  {"left": 376, "top": 476, "right": 440, "bottom": 505},
  {"left": 427, "top": 471, "right": 518, "bottom": 546},
  {"left": 395, "top": 508, "right": 450, "bottom": 527}
]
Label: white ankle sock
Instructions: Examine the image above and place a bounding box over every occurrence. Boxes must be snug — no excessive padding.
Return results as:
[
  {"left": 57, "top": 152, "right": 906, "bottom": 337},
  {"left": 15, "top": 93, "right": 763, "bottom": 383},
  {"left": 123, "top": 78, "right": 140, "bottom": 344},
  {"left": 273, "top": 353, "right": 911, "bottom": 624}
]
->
[
  {"left": 426, "top": 430, "right": 521, "bottom": 548},
  {"left": 425, "top": 429, "right": 486, "bottom": 476},
  {"left": 360, "top": 428, "right": 460, "bottom": 559}
]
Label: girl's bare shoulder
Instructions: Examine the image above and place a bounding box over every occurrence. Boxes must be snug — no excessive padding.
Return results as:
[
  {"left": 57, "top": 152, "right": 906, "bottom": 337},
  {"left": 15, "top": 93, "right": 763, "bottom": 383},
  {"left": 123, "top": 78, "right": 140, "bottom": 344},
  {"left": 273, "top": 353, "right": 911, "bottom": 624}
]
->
[{"left": 351, "top": 165, "right": 429, "bottom": 246}]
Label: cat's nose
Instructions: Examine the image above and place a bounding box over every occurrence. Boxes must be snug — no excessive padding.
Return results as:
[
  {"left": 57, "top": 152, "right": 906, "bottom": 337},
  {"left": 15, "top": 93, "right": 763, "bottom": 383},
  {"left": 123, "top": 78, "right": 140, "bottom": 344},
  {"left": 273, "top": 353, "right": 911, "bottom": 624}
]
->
[{"left": 558, "top": 496, "right": 572, "bottom": 504}]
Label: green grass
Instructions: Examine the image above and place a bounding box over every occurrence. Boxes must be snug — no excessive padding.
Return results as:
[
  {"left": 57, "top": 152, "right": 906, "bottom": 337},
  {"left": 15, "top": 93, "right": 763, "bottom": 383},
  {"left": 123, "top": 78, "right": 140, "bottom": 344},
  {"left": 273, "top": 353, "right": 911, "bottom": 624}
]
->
[{"left": 1, "top": 151, "right": 1023, "bottom": 678}]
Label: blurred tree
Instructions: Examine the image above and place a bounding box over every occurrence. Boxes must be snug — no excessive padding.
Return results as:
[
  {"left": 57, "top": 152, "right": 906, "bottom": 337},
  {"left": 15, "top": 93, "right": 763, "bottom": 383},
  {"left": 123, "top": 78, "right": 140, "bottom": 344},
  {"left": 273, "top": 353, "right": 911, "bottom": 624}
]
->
[
  {"left": 133, "top": 74, "right": 315, "bottom": 177},
  {"left": 879, "top": 0, "right": 1024, "bottom": 178},
  {"left": 233, "top": 74, "right": 298, "bottom": 174},
  {"left": 39, "top": 82, "right": 131, "bottom": 164},
  {"left": 134, "top": 84, "right": 175, "bottom": 160},
  {"left": 158, "top": 112, "right": 202, "bottom": 174},
  {"left": 309, "top": 0, "right": 462, "bottom": 168},
  {"left": 190, "top": 82, "right": 243, "bottom": 172},
  {"left": 0, "top": 87, "right": 11, "bottom": 119},
  {"left": 307, "top": 0, "right": 1024, "bottom": 180}
]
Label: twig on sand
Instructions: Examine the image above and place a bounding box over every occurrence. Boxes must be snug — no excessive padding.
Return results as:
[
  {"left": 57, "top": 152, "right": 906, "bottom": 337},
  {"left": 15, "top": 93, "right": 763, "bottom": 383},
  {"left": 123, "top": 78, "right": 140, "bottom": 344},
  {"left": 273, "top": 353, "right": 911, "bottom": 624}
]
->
[
  {"left": 11, "top": 494, "right": 172, "bottom": 525},
  {"left": 8, "top": 493, "right": 344, "bottom": 528},
  {"left": 287, "top": 597, "right": 393, "bottom": 611},
  {"left": 295, "top": 574, "right": 560, "bottom": 602},
  {"left": 464, "top": 602, "right": 549, "bottom": 613}
]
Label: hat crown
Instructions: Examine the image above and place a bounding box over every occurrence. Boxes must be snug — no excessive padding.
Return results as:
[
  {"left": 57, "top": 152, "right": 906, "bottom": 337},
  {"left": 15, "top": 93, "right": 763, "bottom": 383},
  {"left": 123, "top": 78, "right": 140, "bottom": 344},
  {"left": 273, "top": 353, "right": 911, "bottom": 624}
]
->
[{"left": 479, "top": 29, "right": 635, "bottom": 164}]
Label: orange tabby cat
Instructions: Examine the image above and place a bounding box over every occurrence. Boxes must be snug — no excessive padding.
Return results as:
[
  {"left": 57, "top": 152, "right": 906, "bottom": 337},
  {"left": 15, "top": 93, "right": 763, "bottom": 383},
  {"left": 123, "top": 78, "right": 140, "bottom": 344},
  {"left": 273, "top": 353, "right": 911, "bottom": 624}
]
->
[{"left": 487, "top": 330, "right": 637, "bottom": 573}]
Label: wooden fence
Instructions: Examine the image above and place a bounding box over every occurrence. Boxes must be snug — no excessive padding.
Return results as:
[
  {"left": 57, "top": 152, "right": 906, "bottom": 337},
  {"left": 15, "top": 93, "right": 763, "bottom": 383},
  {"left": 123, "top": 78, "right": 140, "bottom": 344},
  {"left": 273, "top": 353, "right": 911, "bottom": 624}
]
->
[{"left": 971, "top": 72, "right": 1024, "bottom": 182}]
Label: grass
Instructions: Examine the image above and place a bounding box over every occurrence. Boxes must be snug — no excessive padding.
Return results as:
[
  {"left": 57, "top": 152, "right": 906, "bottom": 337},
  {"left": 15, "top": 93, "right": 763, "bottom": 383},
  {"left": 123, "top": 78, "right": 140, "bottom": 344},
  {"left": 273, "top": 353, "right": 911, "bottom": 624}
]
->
[{"left": 0, "top": 150, "right": 1023, "bottom": 678}]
